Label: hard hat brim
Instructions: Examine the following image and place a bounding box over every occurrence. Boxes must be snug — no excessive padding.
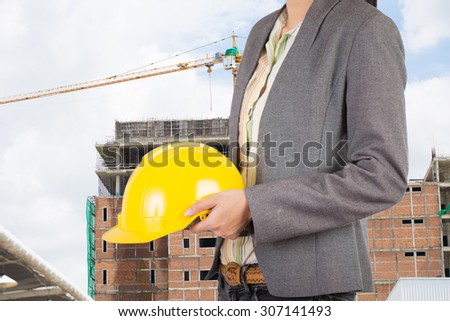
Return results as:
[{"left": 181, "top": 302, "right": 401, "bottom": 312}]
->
[{"left": 102, "top": 226, "right": 168, "bottom": 244}]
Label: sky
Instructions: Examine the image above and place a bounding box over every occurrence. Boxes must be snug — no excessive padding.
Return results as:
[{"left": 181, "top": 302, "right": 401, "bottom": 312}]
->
[{"left": 0, "top": 0, "right": 449, "bottom": 295}]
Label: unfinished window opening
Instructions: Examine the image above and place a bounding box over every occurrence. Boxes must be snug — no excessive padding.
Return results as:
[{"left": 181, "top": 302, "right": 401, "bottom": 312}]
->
[
  {"left": 199, "top": 270, "right": 209, "bottom": 280},
  {"left": 414, "top": 219, "right": 424, "bottom": 224},
  {"left": 404, "top": 252, "right": 414, "bottom": 257},
  {"left": 102, "top": 208, "right": 108, "bottom": 222},
  {"left": 199, "top": 270, "right": 218, "bottom": 281},
  {"left": 102, "top": 270, "right": 108, "bottom": 285},
  {"left": 149, "top": 241, "right": 155, "bottom": 252},
  {"left": 183, "top": 238, "right": 190, "bottom": 249},
  {"left": 156, "top": 122, "right": 165, "bottom": 137},
  {"left": 195, "top": 120, "right": 204, "bottom": 135},
  {"left": 150, "top": 270, "right": 155, "bottom": 284},
  {"left": 184, "top": 271, "right": 190, "bottom": 281},
  {"left": 102, "top": 240, "right": 107, "bottom": 253},
  {"left": 199, "top": 237, "right": 216, "bottom": 248},
  {"left": 406, "top": 186, "right": 422, "bottom": 193},
  {"left": 172, "top": 121, "right": 180, "bottom": 137},
  {"left": 443, "top": 235, "right": 448, "bottom": 247},
  {"left": 164, "top": 121, "right": 171, "bottom": 136},
  {"left": 402, "top": 219, "right": 412, "bottom": 224},
  {"left": 416, "top": 252, "right": 426, "bottom": 257}
]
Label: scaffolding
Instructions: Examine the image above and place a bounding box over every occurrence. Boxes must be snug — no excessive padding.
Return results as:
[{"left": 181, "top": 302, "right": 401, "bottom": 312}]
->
[
  {"left": 85, "top": 196, "right": 96, "bottom": 299},
  {"left": 114, "top": 118, "right": 229, "bottom": 141},
  {"left": 95, "top": 118, "right": 230, "bottom": 197}
]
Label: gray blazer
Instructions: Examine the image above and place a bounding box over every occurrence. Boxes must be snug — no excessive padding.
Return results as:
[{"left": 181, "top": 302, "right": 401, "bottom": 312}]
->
[{"left": 209, "top": 0, "right": 408, "bottom": 297}]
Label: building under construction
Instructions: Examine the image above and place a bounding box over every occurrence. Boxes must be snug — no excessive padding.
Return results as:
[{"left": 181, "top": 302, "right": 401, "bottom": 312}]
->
[
  {"left": 88, "top": 118, "right": 228, "bottom": 300},
  {"left": 87, "top": 118, "right": 450, "bottom": 300},
  {"left": 359, "top": 154, "right": 450, "bottom": 300}
]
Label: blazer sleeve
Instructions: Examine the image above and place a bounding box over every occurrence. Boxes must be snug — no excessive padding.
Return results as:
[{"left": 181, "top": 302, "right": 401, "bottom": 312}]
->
[{"left": 245, "top": 14, "right": 408, "bottom": 245}]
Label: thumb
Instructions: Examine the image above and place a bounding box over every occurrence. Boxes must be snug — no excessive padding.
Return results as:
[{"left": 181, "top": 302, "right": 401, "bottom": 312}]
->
[{"left": 183, "top": 195, "right": 217, "bottom": 217}]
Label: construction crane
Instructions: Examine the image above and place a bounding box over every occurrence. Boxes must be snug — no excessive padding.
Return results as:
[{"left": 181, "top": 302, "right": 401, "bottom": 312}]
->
[{"left": 0, "top": 35, "right": 242, "bottom": 106}]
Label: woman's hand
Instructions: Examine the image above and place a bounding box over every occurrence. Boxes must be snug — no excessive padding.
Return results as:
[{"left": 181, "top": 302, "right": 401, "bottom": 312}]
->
[{"left": 183, "top": 189, "right": 252, "bottom": 240}]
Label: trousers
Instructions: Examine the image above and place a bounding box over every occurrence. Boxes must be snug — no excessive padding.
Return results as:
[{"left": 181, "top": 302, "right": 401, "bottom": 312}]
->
[{"left": 218, "top": 274, "right": 356, "bottom": 301}]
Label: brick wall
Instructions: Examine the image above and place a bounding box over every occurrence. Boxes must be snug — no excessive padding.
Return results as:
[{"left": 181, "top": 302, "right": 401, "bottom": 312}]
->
[
  {"left": 167, "top": 230, "right": 218, "bottom": 301},
  {"left": 358, "top": 184, "right": 444, "bottom": 301},
  {"left": 94, "top": 197, "right": 169, "bottom": 301},
  {"left": 94, "top": 183, "right": 444, "bottom": 301},
  {"left": 94, "top": 197, "right": 218, "bottom": 301}
]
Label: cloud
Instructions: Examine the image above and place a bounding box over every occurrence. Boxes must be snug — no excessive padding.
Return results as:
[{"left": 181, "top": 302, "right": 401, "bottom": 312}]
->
[
  {"left": 400, "top": 0, "right": 450, "bottom": 52},
  {"left": 405, "top": 76, "right": 450, "bottom": 178},
  {"left": 0, "top": 1, "right": 27, "bottom": 45}
]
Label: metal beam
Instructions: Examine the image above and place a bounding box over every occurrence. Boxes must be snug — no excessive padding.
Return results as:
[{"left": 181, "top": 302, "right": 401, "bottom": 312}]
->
[
  {"left": 0, "top": 225, "right": 91, "bottom": 301},
  {"left": 0, "top": 286, "right": 65, "bottom": 301}
]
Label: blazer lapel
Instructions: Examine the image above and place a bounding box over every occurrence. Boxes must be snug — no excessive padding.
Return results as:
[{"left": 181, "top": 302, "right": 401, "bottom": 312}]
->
[
  {"left": 297, "top": 0, "right": 340, "bottom": 51},
  {"left": 236, "top": 8, "right": 283, "bottom": 90},
  {"left": 228, "top": 0, "right": 340, "bottom": 166},
  {"left": 228, "top": 8, "right": 282, "bottom": 166}
]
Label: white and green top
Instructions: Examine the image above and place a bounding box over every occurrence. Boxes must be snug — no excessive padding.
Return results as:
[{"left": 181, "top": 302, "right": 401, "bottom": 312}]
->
[{"left": 221, "top": 8, "right": 303, "bottom": 266}]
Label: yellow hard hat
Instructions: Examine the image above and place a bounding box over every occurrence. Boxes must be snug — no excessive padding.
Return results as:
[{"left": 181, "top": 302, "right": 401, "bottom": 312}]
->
[{"left": 102, "top": 142, "right": 244, "bottom": 244}]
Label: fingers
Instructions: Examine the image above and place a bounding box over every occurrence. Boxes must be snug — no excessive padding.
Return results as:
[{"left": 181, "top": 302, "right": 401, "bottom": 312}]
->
[
  {"left": 189, "top": 219, "right": 209, "bottom": 234},
  {"left": 189, "top": 208, "right": 224, "bottom": 236},
  {"left": 190, "top": 213, "right": 242, "bottom": 239},
  {"left": 183, "top": 195, "right": 217, "bottom": 217},
  {"left": 186, "top": 190, "right": 251, "bottom": 240}
]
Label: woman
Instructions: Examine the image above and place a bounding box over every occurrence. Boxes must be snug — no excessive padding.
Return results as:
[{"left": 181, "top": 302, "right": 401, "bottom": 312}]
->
[{"left": 185, "top": 0, "right": 407, "bottom": 301}]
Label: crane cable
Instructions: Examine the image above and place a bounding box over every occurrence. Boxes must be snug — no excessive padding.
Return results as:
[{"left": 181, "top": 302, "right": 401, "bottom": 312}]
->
[
  {"left": 113, "top": 35, "right": 246, "bottom": 78},
  {"left": 208, "top": 69, "right": 213, "bottom": 112}
]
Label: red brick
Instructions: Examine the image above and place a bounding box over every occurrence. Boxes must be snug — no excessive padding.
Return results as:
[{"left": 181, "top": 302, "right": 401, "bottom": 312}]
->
[
  {"left": 169, "top": 290, "right": 183, "bottom": 301},
  {"left": 373, "top": 252, "right": 396, "bottom": 262},
  {"left": 185, "top": 290, "right": 201, "bottom": 301},
  {"left": 414, "top": 227, "right": 441, "bottom": 238},
  {"left": 393, "top": 206, "right": 412, "bottom": 216},
  {"left": 394, "top": 238, "right": 414, "bottom": 248},
  {"left": 154, "top": 291, "right": 169, "bottom": 300},
  {"left": 169, "top": 281, "right": 187, "bottom": 289},
  {"left": 374, "top": 270, "right": 397, "bottom": 280},
  {"left": 168, "top": 270, "right": 183, "bottom": 282},
  {"left": 200, "top": 289, "right": 217, "bottom": 301},
  {"left": 95, "top": 293, "right": 118, "bottom": 301},
  {"left": 357, "top": 293, "right": 376, "bottom": 301},
  {"left": 374, "top": 262, "right": 397, "bottom": 273},
  {"left": 373, "top": 239, "right": 395, "bottom": 249},
  {"left": 393, "top": 228, "right": 413, "bottom": 239},
  {"left": 397, "top": 262, "right": 415, "bottom": 272}
]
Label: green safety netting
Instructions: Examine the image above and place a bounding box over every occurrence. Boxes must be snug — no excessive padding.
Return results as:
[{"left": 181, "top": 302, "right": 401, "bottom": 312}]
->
[
  {"left": 85, "top": 197, "right": 96, "bottom": 299},
  {"left": 439, "top": 204, "right": 450, "bottom": 217}
]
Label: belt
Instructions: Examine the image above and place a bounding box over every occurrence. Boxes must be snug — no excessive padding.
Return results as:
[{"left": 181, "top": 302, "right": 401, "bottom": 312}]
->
[{"left": 220, "top": 262, "right": 265, "bottom": 286}]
